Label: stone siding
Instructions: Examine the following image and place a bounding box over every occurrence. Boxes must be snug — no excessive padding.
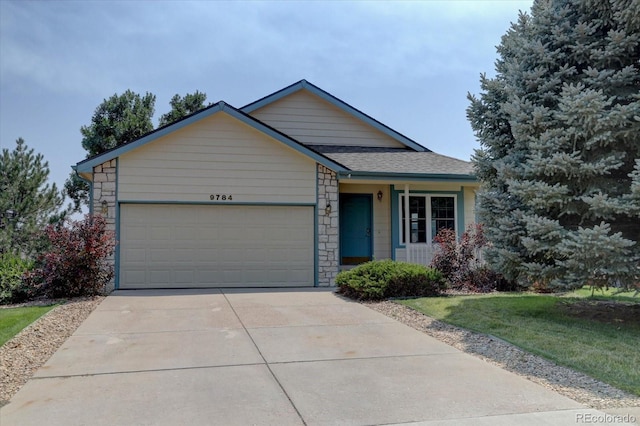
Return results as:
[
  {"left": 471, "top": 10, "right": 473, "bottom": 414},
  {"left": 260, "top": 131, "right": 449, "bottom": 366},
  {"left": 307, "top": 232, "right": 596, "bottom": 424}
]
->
[
  {"left": 92, "top": 159, "right": 117, "bottom": 292},
  {"left": 317, "top": 164, "right": 339, "bottom": 286}
]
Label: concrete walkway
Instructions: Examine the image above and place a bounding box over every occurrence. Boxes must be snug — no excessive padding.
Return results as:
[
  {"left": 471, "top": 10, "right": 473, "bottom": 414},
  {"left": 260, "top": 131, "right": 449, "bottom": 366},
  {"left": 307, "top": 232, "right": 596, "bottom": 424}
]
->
[{"left": 0, "top": 288, "right": 627, "bottom": 425}]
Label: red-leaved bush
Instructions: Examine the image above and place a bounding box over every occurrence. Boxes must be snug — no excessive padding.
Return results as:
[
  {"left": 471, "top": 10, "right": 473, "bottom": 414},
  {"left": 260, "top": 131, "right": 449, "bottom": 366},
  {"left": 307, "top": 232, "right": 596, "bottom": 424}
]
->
[
  {"left": 431, "top": 224, "right": 515, "bottom": 292},
  {"left": 26, "top": 214, "right": 116, "bottom": 298}
]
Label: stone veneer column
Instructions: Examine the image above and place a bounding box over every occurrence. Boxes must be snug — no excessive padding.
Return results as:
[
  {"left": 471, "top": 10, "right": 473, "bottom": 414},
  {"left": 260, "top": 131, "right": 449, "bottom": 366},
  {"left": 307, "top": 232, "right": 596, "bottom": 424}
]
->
[
  {"left": 317, "top": 164, "right": 339, "bottom": 286},
  {"left": 92, "top": 159, "right": 117, "bottom": 292}
]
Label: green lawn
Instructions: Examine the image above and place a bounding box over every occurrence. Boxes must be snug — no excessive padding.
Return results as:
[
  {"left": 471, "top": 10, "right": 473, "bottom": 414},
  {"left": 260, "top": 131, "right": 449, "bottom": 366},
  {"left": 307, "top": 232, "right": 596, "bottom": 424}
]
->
[
  {"left": 400, "top": 289, "right": 640, "bottom": 396},
  {"left": 0, "top": 305, "right": 57, "bottom": 347}
]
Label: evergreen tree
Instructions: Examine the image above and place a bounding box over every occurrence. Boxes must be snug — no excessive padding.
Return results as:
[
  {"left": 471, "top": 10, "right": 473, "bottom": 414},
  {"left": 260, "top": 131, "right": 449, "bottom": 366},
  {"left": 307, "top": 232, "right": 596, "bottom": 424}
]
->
[
  {"left": 467, "top": 0, "right": 640, "bottom": 290},
  {"left": 63, "top": 172, "right": 90, "bottom": 213},
  {"left": 158, "top": 91, "right": 208, "bottom": 127},
  {"left": 0, "top": 138, "right": 65, "bottom": 256}
]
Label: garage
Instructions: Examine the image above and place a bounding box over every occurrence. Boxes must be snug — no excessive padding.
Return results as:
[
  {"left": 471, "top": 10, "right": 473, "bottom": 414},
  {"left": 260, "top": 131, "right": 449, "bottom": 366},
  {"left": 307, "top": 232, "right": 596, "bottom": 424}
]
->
[{"left": 119, "top": 204, "right": 314, "bottom": 289}]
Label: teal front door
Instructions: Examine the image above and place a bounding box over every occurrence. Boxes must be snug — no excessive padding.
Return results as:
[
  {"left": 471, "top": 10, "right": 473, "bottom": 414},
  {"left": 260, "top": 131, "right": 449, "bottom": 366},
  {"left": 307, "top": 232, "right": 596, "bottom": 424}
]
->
[{"left": 340, "top": 194, "right": 372, "bottom": 265}]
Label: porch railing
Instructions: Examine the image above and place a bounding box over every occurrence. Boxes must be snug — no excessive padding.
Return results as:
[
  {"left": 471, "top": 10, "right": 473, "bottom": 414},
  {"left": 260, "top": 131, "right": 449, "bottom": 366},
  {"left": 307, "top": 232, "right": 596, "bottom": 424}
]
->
[
  {"left": 405, "top": 244, "right": 486, "bottom": 267},
  {"left": 405, "top": 244, "right": 437, "bottom": 265}
]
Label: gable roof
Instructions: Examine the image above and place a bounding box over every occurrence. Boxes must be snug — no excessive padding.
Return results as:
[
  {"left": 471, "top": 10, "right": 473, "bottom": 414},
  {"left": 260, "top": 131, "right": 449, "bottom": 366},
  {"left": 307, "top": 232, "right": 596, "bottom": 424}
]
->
[
  {"left": 241, "top": 80, "right": 428, "bottom": 153},
  {"left": 74, "top": 80, "right": 476, "bottom": 183},
  {"left": 75, "top": 101, "right": 349, "bottom": 174}
]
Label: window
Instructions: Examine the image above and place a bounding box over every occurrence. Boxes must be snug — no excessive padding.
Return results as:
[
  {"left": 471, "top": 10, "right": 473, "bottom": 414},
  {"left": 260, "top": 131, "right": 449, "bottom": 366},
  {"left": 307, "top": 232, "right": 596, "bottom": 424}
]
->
[
  {"left": 400, "top": 195, "right": 456, "bottom": 244},
  {"left": 431, "top": 196, "right": 456, "bottom": 239}
]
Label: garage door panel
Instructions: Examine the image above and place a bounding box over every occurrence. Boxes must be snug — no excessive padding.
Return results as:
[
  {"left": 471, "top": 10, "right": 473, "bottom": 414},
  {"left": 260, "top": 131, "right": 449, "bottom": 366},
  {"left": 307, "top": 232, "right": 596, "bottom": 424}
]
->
[
  {"left": 174, "top": 270, "right": 195, "bottom": 284},
  {"left": 126, "top": 249, "right": 147, "bottom": 263},
  {"left": 122, "top": 270, "right": 145, "bottom": 286},
  {"left": 194, "top": 249, "right": 217, "bottom": 261},
  {"left": 127, "top": 228, "right": 147, "bottom": 240},
  {"left": 219, "top": 249, "right": 242, "bottom": 261},
  {"left": 150, "top": 227, "right": 171, "bottom": 240},
  {"left": 245, "top": 248, "right": 266, "bottom": 260},
  {"left": 150, "top": 249, "right": 173, "bottom": 262},
  {"left": 199, "top": 228, "right": 219, "bottom": 240},
  {"left": 149, "top": 270, "right": 171, "bottom": 284},
  {"left": 174, "top": 249, "right": 194, "bottom": 260},
  {"left": 120, "top": 204, "right": 314, "bottom": 288},
  {"left": 222, "top": 270, "right": 242, "bottom": 283},
  {"left": 176, "top": 230, "right": 200, "bottom": 241}
]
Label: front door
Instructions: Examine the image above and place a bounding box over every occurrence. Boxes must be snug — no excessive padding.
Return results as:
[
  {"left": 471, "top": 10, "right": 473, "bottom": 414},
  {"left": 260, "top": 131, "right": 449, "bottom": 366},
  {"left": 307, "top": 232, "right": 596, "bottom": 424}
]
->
[{"left": 340, "top": 194, "right": 372, "bottom": 265}]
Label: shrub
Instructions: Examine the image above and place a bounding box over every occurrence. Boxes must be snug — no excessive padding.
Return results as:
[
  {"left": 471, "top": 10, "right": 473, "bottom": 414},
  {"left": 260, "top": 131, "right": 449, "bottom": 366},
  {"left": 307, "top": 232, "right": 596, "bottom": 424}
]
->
[
  {"left": 336, "top": 259, "right": 445, "bottom": 300},
  {"left": 430, "top": 228, "right": 462, "bottom": 280},
  {"left": 0, "top": 252, "right": 34, "bottom": 304},
  {"left": 26, "top": 214, "right": 116, "bottom": 298},
  {"left": 431, "top": 224, "right": 518, "bottom": 292}
]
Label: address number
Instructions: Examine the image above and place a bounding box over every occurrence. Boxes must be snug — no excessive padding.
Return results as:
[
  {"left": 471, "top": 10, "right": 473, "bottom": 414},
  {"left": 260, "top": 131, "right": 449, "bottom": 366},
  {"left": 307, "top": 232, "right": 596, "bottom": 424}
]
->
[{"left": 210, "top": 194, "right": 233, "bottom": 201}]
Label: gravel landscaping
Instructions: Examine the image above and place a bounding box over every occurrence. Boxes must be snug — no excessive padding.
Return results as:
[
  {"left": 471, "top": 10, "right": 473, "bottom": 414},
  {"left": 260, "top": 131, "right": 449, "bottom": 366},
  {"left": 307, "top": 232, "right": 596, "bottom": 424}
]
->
[
  {"left": 0, "top": 297, "right": 104, "bottom": 407},
  {"left": 365, "top": 300, "right": 640, "bottom": 410},
  {"left": 1, "top": 295, "right": 638, "bottom": 411}
]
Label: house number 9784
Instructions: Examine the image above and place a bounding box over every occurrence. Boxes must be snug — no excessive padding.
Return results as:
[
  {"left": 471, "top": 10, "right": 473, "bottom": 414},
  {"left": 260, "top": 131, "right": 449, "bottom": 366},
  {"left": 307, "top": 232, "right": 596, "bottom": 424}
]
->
[{"left": 210, "top": 194, "right": 233, "bottom": 201}]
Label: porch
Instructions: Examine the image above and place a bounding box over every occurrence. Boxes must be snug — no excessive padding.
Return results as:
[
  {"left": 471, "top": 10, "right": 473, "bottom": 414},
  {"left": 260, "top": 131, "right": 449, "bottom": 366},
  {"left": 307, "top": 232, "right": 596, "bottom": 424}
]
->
[{"left": 337, "top": 181, "right": 478, "bottom": 269}]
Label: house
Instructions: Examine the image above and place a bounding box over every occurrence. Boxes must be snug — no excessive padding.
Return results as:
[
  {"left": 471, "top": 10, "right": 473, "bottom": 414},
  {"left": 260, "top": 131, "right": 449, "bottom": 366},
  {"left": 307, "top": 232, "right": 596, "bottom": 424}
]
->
[{"left": 74, "top": 80, "right": 479, "bottom": 290}]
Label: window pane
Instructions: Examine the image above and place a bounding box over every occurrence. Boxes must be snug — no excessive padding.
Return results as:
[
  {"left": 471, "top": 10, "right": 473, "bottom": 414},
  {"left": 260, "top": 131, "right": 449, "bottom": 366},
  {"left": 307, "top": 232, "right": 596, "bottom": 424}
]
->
[
  {"left": 432, "top": 197, "right": 454, "bottom": 218},
  {"left": 431, "top": 197, "right": 455, "bottom": 240},
  {"left": 401, "top": 196, "right": 427, "bottom": 243}
]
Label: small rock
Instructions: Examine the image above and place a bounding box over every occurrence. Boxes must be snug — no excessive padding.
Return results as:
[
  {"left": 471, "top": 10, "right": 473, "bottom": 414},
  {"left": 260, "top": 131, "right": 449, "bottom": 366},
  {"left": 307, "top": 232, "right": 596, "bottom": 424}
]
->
[
  {"left": 0, "top": 297, "right": 104, "bottom": 406},
  {"left": 365, "top": 300, "right": 640, "bottom": 410}
]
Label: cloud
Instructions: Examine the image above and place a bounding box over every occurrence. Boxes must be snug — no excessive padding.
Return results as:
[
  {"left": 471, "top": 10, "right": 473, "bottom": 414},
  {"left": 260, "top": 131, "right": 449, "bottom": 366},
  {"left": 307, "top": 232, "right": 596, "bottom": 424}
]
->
[
  {"left": 1, "top": 0, "right": 532, "bottom": 100},
  {"left": 0, "top": 0, "right": 534, "bottom": 190}
]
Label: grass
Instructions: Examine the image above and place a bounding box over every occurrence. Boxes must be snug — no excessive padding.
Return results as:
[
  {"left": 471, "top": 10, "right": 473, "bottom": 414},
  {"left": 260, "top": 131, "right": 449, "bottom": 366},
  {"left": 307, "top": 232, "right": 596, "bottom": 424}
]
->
[
  {"left": 0, "top": 305, "right": 57, "bottom": 347},
  {"left": 399, "top": 288, "right": 640, "bottom": 396}
]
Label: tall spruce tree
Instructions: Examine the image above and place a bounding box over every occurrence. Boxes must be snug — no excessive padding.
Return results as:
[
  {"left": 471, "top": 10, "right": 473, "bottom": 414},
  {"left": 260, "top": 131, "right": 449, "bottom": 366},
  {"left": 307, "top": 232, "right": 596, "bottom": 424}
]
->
[
  {"left": 467, "top": 0, "right": 640, "bottom": 290},
  {"left": 0, "top": 138, "right": 65, "bottom": 256}
]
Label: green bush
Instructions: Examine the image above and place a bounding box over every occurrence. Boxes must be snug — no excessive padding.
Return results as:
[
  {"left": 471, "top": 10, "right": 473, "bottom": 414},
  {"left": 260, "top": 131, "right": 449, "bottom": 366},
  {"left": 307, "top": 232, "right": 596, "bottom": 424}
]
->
[
  {"left": 336, "top": 259, "right": 446, "bottom": 301},
  {"left": 0, "top": 252, "right": 34, "bottom": 304}
]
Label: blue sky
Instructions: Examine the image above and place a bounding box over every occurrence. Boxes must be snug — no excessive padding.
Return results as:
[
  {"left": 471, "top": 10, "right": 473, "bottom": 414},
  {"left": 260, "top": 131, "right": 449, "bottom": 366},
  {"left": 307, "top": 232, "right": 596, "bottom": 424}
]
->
[{"left": 0, "top": 0, "right": 533, "bottom": 198}]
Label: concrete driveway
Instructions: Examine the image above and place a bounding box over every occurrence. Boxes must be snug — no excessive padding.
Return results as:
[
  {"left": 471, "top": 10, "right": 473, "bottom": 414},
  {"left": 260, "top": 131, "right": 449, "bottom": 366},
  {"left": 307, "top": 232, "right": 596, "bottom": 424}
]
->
[{"left": 0, "top": 288, "right": 620, "bottom": 425}]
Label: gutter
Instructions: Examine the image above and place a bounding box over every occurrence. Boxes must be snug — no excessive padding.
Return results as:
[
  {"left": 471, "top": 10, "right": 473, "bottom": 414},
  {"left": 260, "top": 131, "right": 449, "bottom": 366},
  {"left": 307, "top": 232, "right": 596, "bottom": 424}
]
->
[{"left": 337, "top": 171, "right": 478, "bottom": 182}]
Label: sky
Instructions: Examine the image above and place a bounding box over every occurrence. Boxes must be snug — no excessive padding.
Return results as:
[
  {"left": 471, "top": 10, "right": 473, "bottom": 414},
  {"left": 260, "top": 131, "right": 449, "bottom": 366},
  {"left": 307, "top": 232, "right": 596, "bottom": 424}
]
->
[{"left": 0, "top": 0, "right": 533, "bottom": 203}]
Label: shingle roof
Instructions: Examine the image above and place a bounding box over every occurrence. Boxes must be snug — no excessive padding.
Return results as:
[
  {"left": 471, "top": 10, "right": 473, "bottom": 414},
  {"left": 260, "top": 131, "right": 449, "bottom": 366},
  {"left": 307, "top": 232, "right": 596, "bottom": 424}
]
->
[
  {"left": 309, "top": 145, "right": 473, "bottom": 175},
  {"left": 311, "top": 145, "right": 474, "bottom": 175}
]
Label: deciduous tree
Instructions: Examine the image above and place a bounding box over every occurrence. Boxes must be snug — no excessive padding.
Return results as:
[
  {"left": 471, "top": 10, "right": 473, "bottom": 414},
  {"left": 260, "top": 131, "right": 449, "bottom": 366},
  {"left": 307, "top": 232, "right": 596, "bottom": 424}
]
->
[
  {"left": 158, "top": 91, "right": 208, "bottom": 127},
  {"left": 81, "top": 90, "right": 156, "bottom": 157},
  {"left": 65, "top": 90, "right": 156, "bottom": 211}
]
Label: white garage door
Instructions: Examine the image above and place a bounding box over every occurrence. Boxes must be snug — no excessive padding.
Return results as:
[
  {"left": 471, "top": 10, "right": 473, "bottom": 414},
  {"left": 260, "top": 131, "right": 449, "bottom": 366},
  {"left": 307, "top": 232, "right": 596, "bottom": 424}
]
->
[{"left": 119, "top": 204, "right": 314, "bottom": 288}]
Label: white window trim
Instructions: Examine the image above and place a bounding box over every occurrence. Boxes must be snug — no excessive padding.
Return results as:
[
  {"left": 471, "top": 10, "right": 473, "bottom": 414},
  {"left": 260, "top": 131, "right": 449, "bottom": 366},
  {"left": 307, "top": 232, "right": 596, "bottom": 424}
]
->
[{"left": 399, "top": 194, "right": 457, "bottom": 246}]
